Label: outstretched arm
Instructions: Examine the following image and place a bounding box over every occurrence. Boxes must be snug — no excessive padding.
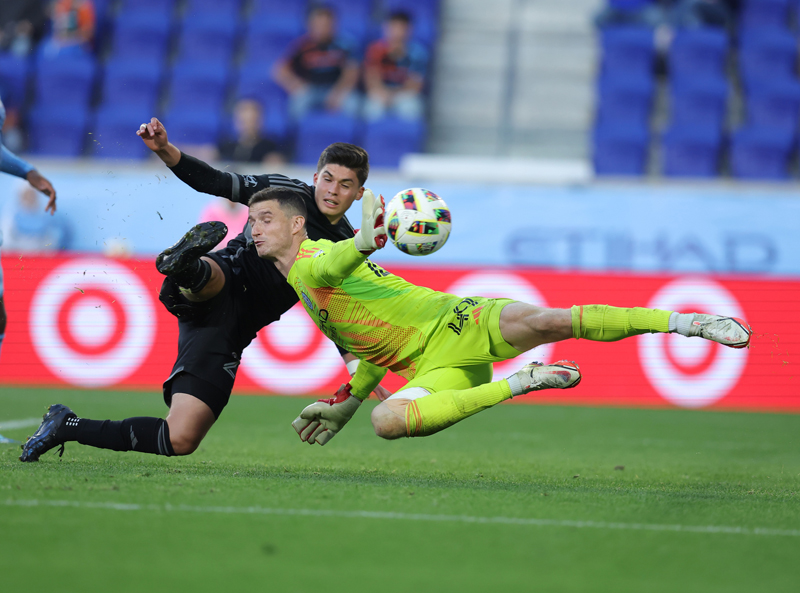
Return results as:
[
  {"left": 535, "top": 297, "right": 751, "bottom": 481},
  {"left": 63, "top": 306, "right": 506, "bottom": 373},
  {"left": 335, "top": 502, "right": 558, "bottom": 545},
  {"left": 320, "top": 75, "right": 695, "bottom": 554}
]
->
[
  {"left": 308, "top": 189, "right": 387, "bottom": 285},
  {"left": 1, "top": 146, "right": 57, "bottom": 214},
  {"left": 137, "top": 117, "right": 238, "bottom": 199}
]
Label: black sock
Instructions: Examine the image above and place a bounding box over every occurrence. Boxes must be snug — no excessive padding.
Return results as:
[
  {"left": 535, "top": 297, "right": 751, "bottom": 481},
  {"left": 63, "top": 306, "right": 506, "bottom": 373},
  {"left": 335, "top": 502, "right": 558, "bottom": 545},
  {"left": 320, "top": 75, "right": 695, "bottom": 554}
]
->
[
  {"left": 172, "top": 258, "right": 212, "bottom": 293},
  {"left": 63, "top": 416, "right": 175, "bottom": 456}
]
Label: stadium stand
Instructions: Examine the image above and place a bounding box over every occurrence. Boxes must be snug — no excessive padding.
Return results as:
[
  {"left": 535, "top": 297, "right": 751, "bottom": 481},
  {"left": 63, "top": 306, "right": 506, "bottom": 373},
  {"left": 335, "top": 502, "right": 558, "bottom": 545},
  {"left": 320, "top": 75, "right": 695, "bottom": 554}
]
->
[
  {"left": 11, "top": 0, "right": 436, "bottom": 164},
  {"left": 27, "top": 105, "right": 90, "bottom": 157},
  {"left": 661, "top": 123, "right": 723, "bottom": 178},
  {"left": 592, "top": 121, "right": 649, "bottom": 175},
  {"left": 730, "top": 125, "right": 795, "bottom": 180},
  {"left": 92, "top": 105, "right": 153, "bottom": 159},
  {"left": 362, "top": 116, "right": 426, "bottom": 167},
  {"left": 294, "top": 111, "right": 360, "bottom": 164}
]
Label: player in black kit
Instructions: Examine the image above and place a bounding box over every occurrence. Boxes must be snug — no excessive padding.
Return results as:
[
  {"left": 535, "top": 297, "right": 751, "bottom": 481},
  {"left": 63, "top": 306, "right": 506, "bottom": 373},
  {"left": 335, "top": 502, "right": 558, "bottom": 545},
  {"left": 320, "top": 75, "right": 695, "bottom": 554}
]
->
[{"left": 20, "top": 117, "right": 387, "bottom": 462}]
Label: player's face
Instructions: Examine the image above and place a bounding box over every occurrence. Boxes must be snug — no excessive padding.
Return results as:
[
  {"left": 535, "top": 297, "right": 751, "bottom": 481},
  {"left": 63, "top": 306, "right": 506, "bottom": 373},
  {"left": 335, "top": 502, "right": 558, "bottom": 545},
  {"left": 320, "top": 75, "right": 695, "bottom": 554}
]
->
[
  {"left": 313, "top": 164, "right": 364, "bottom": 223},
  {"left": 249, "top": 200, "right": 299, "bottom": 259}
]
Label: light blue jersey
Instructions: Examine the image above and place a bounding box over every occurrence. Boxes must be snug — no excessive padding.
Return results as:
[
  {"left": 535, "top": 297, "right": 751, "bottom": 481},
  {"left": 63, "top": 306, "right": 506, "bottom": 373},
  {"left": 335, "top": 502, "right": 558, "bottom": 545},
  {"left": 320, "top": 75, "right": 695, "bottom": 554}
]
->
[{"left": 0, "top": 96, "right": 34, "bottom": 180}]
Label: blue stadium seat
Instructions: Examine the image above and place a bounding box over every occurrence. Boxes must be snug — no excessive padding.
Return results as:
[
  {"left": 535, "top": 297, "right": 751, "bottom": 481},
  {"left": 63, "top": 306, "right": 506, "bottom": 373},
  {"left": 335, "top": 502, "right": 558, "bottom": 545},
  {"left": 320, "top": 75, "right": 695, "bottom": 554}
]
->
[
  {"left": 243, "top": 18, "right": 304, "bottom": 64},
  {"left": 178, "top": 14, "right": 240, "bottom": 66},
  {"left": 600, "top": 27, "right": 655, "bottom": 79},
  {"left": 184, "top": 0, "right": 243, "bottom": 17},
  {"left": 739, "top": 0, "right": 791, "bottom": 30},
  {"left": 384, "top": 0, "right": 440, "bottom": 47},
  {"left": 111, "top": 14, "right": 173, "bottom": 62},
  {"left": 27, "top": 105, "right": 89, "bottom": 157},
  {"left": 168, "top": 61, "right": 230, "bottom": 112},
  {"left": 669, "top": 76, "right": 728, "bottom": 129},
  {"left": 0, "top": 53, "right": 29, "bottom": 108},
  {"left": 596, "top": 74, "right": 655, "bottom": 127},
  {"left": 251, "top": 0, "right": 308, "bottom": 21},
  {"left": 33, "top": 54, "right": 97, "bottom": 108},
  {"left": 730, "top": 126, "right": 795, "bottom": 179},
  {"left": 362, "top": 117, "right": 426, "bottom": 168},
  {"left": 739, "top": 28, "right": 798, "bottom": 87},
  {"left": 592, "top": 122, "right": 649, "bottom": 176},
  {"left": 92, "top": 106, "right": 153, "bottom": 160},
  {"left": 234, "top": 60, "right": 288, "bottom": 106},
  {"left": 669, "top": 28, "right": 729, "bottom": 79},
  {"left": 324, "top": 0, "right": 372, "bottom": 48},
  {"left": 661, "top": 124, "right": 722, "bottom": 177},
  {"left": 746, "top": 78, "right": 800, "bottom": 132},
  {"left": 163, "top": 107, "right": 223, "bottom": 145},
  {"left": 101, "top": 57, "right": 164, "bottom": 109},
  {"left": 117, "top": 0, "right": 176, "bottom": 19},
  {"left": 294, "top": 112, "right": 359, "bottom": 164}
]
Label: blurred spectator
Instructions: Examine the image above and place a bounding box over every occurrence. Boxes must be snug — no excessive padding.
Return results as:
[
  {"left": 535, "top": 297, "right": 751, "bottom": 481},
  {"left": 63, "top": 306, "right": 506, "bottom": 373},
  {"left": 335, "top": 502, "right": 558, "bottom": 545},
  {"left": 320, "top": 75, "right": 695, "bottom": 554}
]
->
[
  {"left": 217, "top": 98, "right": 286, "bottom": 164},
  {"left": 363, "top": 11, "right": 428, "bottom": 121},
  {"left": 0, "top": 183, "right": 67, "bottom": 252},
  {"left": 272, "top": 5, "right": 360, "bottom": 120},
  {"left": 0, "top": 0, "right": 47, "bottom": 56},
  {"left": 198, "top": 197, "right": 248, "bottom": 248},
  {"left": 41, "top": 0, "right": 96, "bottom": 57}
]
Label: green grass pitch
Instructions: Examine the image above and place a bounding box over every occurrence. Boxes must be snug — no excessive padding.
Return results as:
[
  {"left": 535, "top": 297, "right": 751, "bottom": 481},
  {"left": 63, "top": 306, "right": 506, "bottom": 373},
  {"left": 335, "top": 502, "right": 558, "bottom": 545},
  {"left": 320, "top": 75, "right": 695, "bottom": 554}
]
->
[{"left": 1, "top": 386, "right": 799, "bottom": 593}]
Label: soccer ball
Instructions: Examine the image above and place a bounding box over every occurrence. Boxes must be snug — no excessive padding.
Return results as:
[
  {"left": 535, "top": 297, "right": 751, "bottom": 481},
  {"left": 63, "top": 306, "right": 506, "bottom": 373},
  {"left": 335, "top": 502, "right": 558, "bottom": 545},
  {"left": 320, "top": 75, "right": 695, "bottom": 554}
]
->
[{"left": 383, "top": 188, "right": 452, "bottom": 256}]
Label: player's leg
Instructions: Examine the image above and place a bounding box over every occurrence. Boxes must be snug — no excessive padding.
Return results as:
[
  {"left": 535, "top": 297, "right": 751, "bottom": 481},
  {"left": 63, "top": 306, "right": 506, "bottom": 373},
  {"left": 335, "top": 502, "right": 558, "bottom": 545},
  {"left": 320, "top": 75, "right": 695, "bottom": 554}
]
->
[
  {"left": 0, "top": 259, "right": 6, "bottom": 358},
  {"left": 18, "top": 374, "right": 225, "bottom": 461},
  {"left": 156, "top": 221, "right": 228, "bottom": 302},
  {"left": 371, "top": 359, "right": 581, "bottom": 440},
  {"left": 499, "top": 302, "right": 752, "bottom": 351}
]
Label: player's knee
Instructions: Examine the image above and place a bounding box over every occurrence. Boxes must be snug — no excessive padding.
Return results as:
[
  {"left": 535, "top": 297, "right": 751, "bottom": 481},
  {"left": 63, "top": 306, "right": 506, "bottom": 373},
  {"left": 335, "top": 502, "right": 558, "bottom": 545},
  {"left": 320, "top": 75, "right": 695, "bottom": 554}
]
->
[
  {"left": 168, "top": 431, "right": 203, "bottom": 456},
  {"left": 371, "top": 403, "right": 406, "bottom": 440}
]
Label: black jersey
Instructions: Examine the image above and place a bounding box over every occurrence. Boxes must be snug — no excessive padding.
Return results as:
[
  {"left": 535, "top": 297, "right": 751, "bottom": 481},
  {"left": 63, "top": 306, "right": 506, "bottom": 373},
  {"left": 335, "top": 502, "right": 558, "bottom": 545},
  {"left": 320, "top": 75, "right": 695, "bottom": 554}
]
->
[{"left": 163, "top": 153, "right": 356, "bottom": 362}]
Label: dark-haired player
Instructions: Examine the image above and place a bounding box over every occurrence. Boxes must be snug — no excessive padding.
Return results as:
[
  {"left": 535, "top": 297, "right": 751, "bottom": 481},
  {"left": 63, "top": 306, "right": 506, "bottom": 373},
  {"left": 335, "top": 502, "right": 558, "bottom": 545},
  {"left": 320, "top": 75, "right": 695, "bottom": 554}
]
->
[{"left": 20, "top": 117, "right": 384, "bottom": 462}]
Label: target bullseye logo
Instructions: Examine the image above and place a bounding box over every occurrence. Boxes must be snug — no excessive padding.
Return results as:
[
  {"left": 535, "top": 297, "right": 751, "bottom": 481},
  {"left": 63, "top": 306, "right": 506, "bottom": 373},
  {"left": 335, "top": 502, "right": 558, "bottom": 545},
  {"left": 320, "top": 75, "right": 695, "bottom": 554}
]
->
[
  {"left": 29, "top": 258, "right": 156, "bottom": 387},
  {"left": 446, "top": 271, "right": 553, "bottom": 378},
  {"left": 240, "top": 302, "right": 343, "bottom": 393},
  {"left": 638, "top": 278, "right": 748, "bottom": 408}
]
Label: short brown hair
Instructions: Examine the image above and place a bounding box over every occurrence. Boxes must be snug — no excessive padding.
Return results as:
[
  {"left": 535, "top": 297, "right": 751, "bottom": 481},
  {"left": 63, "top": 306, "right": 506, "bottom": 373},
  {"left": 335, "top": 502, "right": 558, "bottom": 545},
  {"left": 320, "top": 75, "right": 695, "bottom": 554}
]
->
[
  {"left": 317, "top": 142, "right": 370, "bottom": 186},
  {"left": 248, "top": 187, "right": 308, "bottom": 221}
]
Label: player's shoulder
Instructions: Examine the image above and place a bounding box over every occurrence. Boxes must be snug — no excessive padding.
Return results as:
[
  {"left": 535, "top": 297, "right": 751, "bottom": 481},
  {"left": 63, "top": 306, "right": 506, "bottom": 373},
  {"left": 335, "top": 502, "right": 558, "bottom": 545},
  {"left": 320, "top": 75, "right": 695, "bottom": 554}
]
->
[{"left": 297, "top": 238, "right": 334, "bottom": 258}]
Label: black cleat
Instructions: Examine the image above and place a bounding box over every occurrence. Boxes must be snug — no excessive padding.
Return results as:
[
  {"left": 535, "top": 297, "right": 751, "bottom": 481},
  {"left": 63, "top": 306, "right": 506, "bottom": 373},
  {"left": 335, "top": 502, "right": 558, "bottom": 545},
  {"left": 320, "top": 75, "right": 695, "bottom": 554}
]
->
[
  {"left": 155, "top": 221, "right": 228, "bottom": 277},
  {"left": 19, "top": 404, "right": 74, "bottom": 462}
]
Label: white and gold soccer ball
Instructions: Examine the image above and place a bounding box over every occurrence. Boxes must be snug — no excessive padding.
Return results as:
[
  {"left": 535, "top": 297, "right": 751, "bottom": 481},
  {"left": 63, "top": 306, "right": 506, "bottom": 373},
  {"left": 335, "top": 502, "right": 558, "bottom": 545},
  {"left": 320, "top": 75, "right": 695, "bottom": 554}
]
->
[{"left": 383, "top": 188, "right": 452, "bottom": 256}]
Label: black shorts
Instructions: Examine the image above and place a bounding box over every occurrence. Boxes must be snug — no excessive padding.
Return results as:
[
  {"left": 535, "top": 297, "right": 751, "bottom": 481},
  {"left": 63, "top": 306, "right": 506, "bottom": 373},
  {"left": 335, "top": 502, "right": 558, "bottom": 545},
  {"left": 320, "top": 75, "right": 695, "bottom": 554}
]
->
[
  {"left": 164, "top": 372, "right": 230, "bottom": 419},
  {"left": 159, "top": 239, "right": 299, "bottom": 417}
]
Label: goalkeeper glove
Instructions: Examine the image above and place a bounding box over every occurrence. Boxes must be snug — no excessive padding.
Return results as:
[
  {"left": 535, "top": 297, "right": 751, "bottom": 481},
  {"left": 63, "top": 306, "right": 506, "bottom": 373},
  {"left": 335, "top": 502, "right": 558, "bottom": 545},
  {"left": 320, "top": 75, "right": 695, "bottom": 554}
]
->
[
  {"left": 291, "top": 383, "right": 362, "bottom": 445},
  {"left": 353, "top": 189, "right": 387, "bottom": 253}
]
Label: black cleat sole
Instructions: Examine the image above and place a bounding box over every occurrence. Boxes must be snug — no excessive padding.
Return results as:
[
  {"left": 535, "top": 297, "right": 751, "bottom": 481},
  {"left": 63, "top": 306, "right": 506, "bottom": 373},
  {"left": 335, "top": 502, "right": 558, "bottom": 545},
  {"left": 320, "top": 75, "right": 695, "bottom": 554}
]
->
[{"left": 156, "top": 221, "right": 228, "bottom": 277}]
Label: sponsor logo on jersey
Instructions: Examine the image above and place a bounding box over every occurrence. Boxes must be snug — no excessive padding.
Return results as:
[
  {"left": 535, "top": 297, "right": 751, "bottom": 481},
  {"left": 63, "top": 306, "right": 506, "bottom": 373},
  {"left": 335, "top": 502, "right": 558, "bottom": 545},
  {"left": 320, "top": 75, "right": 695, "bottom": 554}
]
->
[
  {"left": 243, "top": 175, "right": 258, "bottom": 188},
  {"left": 447, "top": 298, "right": 479, "bottom": 336},
  {"left": 301, "top": 291, "right": 315, "bottom": 311}
]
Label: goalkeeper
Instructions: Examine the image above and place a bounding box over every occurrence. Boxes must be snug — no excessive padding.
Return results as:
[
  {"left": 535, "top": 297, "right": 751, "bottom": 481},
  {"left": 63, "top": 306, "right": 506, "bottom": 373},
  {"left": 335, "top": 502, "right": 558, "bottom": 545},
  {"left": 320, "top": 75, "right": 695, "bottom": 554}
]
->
[{"left": 248, "top": 187, "right": 753, "bottom": 445}]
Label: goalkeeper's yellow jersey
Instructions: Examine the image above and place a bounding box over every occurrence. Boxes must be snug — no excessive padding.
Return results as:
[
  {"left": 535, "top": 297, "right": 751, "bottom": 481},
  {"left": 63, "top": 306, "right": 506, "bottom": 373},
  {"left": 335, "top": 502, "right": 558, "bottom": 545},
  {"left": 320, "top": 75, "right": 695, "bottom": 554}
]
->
[{"left": 288, "top": 237, "right": 462, "bottom": 379}]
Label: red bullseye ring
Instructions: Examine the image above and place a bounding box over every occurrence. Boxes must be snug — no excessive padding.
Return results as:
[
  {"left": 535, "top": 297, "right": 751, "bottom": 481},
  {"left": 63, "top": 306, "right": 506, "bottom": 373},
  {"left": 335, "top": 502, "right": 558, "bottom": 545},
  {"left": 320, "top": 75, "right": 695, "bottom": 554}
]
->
[
  {"left": 664, "top": 337, "right": 717, "bottom": 375},
  {"left": 57, "top": 289, "right": 126, "bottom": 356},
  {"left": 256, "top": 323, "right": 324, "bottom": 363}
]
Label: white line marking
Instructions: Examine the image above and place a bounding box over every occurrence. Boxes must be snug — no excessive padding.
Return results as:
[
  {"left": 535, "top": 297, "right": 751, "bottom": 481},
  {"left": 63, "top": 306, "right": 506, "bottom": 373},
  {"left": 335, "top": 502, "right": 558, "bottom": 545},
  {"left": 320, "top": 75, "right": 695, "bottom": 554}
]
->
[
  {"left": 0, "top": 418, "right": 40, "bottom": 431},
  {"left": 4, "top": 499, "right": 799, "bottom": 537}
]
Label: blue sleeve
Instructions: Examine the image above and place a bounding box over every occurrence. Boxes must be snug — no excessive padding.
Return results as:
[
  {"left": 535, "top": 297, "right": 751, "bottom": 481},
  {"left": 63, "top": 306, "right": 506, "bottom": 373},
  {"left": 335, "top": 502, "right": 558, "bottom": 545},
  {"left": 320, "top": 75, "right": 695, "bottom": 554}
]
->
[{"left": 0, "top": 145, "right": 34, "bottom": 179}]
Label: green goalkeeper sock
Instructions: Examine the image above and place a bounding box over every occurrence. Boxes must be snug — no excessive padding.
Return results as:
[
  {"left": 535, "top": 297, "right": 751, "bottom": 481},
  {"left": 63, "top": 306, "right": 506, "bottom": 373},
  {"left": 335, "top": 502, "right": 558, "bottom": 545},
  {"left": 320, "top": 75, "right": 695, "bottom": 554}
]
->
[
  {"left": 405, "top": 380, "right": 512, "bottom": 437},
  {"left": 571, "top": 305, "right": 672, "bottom": 342}
]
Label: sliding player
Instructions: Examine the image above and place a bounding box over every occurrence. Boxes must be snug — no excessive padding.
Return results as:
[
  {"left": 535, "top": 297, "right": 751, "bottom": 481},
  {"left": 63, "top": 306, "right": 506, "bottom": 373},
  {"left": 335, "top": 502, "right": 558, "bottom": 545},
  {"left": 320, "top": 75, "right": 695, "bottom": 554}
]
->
[
  {"left": 246, "top": 187, "right": 753, "bottom": 444},
  {"left": 19, "top": 121, "right": 385, "bottom": 462}
]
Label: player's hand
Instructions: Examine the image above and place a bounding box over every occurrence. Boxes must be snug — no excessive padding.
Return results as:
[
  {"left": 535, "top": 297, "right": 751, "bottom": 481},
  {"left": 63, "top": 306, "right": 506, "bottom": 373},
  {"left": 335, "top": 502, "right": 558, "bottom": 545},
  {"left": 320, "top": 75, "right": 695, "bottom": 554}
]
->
[
  {"left": 291, "top": 383, "right": 362, "bottom": 445},
  {"left": 26, "top": 170, "right": 57, "bottom": 214},
  {"left": 137, "top": 117, "right": 169, "bottom": 151},
  {"left": 373, "top": 384, "right": 392, "bottom": 402},
  {"left": 353, "top": 188, "right": 387, "bottom": 253}
]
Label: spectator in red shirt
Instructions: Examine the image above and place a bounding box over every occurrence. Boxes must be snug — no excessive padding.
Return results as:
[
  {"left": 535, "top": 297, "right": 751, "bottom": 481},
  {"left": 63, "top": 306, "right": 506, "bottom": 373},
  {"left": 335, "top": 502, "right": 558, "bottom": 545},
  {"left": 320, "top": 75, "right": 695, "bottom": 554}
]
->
[
  {"left": 363, "top": 11, "right": 428, "bottom": 121},
  {"left": 272, "top": 5, "right": 360, "bottom": 120}
]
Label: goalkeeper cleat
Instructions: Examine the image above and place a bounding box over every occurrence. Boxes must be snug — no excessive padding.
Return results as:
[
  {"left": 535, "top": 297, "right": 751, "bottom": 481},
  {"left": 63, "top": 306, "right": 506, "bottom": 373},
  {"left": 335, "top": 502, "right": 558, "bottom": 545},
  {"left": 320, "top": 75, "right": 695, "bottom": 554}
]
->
[
  {"left": 19, "top": 404, "right": 74, "bottom": 462},
  {"left": 156, "top": 221, "right": 227, "bottom": 278},
  {"left": 686, "top": 314, "right": 752, "bottom": 349},
  {"left": 511, "top": 360, "right": 582, "bottom": 394}
]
